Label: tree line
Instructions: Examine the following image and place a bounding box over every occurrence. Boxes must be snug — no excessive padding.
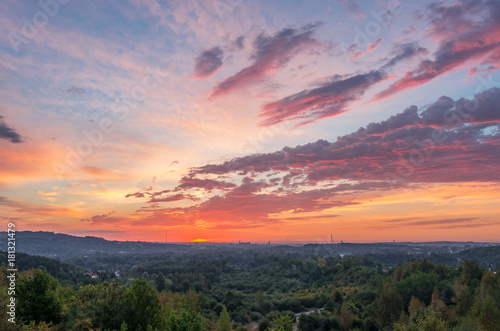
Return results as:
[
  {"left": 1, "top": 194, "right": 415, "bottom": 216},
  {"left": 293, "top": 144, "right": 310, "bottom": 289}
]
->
[{"left": 1, "top": 250, "right": 499, "bottom": 330}]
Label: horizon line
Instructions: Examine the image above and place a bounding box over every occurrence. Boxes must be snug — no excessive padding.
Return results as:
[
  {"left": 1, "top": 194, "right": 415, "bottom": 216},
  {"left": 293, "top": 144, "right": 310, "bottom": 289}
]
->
[{"left": 3, "top": 230, "right": 500, "bottom": 245}]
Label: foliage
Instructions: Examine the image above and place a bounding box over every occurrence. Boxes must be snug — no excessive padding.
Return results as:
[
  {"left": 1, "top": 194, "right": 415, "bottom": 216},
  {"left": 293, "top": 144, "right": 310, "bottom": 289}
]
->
[
  {"left": 1, "top": 243, "right": 500, "bottom": 331},
  {"left": 217, "top": 305, "right": 231, "bottom": 331},
  {"left": 17, "top": 269, "right": 62, "bottom": 325},
  {"left": 270, "top": 312, "right": 294, "bottom": 331}
]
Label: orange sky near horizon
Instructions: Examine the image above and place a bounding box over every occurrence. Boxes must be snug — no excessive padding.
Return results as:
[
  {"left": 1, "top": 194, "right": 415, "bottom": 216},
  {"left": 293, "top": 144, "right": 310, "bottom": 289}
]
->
[{"left": 1, "top": 0, "right": 500, "bottom": 243}]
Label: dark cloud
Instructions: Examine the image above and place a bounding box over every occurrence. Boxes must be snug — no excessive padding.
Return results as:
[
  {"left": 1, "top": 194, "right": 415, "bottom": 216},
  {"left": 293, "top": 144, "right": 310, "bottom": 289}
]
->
[
  {"left": 177, "top": 177, "right": 237, "bottom": 191},
  {"left": 194, "top": 88, "right": 500, "bottom": 185},
  {"left": 260, "top": 71, "right": 386, "bottom": 127},
  {"left": 193, "top": 47, "right": 224, "bottom": 78},
  {"left": 125, "top": 189, "right": 172, "bottom": 199},
  {"left": 0, "top": 116, "right": 23, "bottom": 143},
  {"left": 208, "top": 23, "right": 322, "bottom": 98},
  {"left": 381, "top": 43, "right": 428, "bottom": 69},
  {"left": 260, "top": 43, "right": 427, "bottom": 127},
  {"left": 125, "top": 191, "right": 147, "bottom": 198},
  {"left": 373, "top": 0, "right": 500, "bottom": 101}
]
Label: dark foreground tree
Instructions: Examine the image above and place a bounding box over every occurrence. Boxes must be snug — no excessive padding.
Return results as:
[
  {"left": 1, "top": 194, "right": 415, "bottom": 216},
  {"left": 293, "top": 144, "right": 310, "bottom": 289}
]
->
[
  {"left": 17, "top": 269, "right": 62, "bottom": 325},
  {"left": 123, "top": 278, "right": 162, "bottom": 330}
]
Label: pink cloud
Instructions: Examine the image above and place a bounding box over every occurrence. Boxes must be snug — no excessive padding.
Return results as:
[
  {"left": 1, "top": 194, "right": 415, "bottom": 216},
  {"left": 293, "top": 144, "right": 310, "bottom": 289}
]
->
[
  {"left": 373, "top": 0, "right": 500, "bottom": 101},
  {"left": 208, "top": 23, "right": 322, "bottom": 99},
  {"left": 259, "top": 43, "right": 426, "bottom": 127}
]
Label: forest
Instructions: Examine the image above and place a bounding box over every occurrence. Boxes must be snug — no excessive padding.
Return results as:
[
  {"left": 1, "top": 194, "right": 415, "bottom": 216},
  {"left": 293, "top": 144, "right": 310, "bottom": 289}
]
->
[{"left": 1, "top": 246, "right": 500, "bottom": 331}]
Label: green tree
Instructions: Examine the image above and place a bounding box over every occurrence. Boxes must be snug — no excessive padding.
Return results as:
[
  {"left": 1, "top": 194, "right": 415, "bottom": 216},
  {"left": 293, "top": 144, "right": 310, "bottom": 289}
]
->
[
  {"left": 255, "top": 291, "right": 265, "bottom": 306},
  {"left": 453, "top": 281, "right": 473, "bottom": 316},
  {"left": 17, "top": 270, "right": 62, "bottom": 325},
  {"left": 85, "top": 281, "right": 128, "bottom": 330},
  {"left": 469, "top": 280, "right": 500, "bottom": 331},
  {"left": 156, "top": 272, "right": 166, "bottom": 292},
  {"left": 408, "top": 296, "right": 425, "bottom": 320},
  {"left": 298, "top": 314, "right": 320, "bottom": 331},
  {"left": 461, "top": 260, "right": 482, "bottom": 287},
  {"left": 258, "top": 319, "right": 271, "bottom": 331},
  {"left": 217, "top": 305, "right": 231, "bottom": 331},
  {"left": 477, "top": 295, "right": 500, "bottom": 330},
  {"left": 413, "top": 306, "right": 447, "bottom": 331},
  {"left": 339, "top": 303, "right": 354, "bottom": 330},
  {"left": 270, "top": 313, "right": 294, "bottom": 331},
  {"left": 166, "top": 309, "right": 203, "bottom": 331},
  {"left": 0, "top": 281, "right": 17, "bottom": 331},
  {"left": 123, "top": 279, "right": 162, "bottom": 330},
  {"left": 19, "top": 321, "right": 57, "bottom": 330},
  {"left": 373, "top": 281, "right": 403, "bottom": 329},
  {"left": 395, "top": 307, "right": 447, "bottom": 331},
  {"left": 397, "top": 272, "right": 438, "bottom": 306}
]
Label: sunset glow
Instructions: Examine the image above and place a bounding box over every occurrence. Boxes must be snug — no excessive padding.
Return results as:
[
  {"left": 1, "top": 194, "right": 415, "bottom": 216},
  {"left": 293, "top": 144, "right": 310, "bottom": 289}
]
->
[{"left": 1, "top": 0, "right": 499, "bottom": 243}]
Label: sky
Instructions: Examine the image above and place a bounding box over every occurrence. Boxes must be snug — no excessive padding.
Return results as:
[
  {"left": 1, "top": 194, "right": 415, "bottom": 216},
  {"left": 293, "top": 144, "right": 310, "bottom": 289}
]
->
[{"left": 1, "top": 0, "right": 499, "bottom": 243}]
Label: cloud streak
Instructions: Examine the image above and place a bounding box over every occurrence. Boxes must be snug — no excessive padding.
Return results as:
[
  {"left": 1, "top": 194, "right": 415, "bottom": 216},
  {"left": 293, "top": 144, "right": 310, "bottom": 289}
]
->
[
  {"left": 208, "top": 23, "right": 322, "bottom": 99},
  {"left": 259, "top": 43, "right": 427, "bottom": 127}
]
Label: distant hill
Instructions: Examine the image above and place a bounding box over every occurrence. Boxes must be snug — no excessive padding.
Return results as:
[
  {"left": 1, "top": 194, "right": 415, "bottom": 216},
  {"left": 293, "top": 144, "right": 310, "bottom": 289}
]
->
[
  {"left": 457, "top": 245, "right": 500, "bottom": 269},
  {"left": 1, "top": 231, "right": 498, "bottom": 268},
  {"left": 0, "top": 231, "right": 189, "bottom": 257}
]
